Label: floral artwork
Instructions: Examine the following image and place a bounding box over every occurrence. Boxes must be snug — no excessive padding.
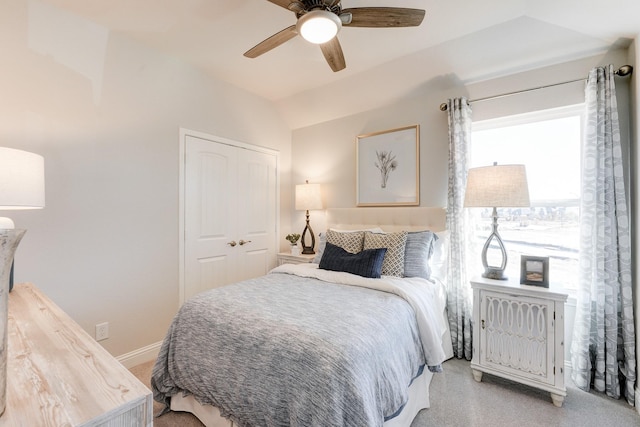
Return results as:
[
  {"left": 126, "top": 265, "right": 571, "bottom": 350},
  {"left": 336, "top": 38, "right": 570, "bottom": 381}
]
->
[
  {"left": 356, "top": 125, "right": 419, "bottom": 206},
  {"left": 374, "top": 150, "right": 398, "bottom": 188}
]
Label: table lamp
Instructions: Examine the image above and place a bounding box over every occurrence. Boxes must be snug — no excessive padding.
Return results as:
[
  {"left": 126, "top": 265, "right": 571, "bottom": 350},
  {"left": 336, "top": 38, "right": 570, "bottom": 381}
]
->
[
  {"left": 0, "top": 147, "right": 45, "bottom": 415},
  {"left": 464, "top": 163, "right": 529, "bottom": 280},
  {"left": 295, "top": 180, "right": 322, "bottom": 255}
]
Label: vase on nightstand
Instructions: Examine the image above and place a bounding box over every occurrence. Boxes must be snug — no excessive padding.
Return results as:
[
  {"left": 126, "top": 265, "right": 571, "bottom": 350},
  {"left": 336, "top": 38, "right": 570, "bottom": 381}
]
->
[
  {"left": 0, "top": 229, "right": 26, "bottom": 416},
  {"left": 291, "top": 245, "right": 301, "bottom": 256}
]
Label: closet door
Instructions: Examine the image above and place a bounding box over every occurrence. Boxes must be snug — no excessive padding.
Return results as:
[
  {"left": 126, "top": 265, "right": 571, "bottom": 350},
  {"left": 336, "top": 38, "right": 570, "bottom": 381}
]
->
[
  {"left": 184, "top": 136, "right": 238, "bottom": 300},
  {"left": 235, "top": 148, "right": 277, "bottom": 282},
  {"left": 183, "top": 134, "right": 278, "bottom": 302}
]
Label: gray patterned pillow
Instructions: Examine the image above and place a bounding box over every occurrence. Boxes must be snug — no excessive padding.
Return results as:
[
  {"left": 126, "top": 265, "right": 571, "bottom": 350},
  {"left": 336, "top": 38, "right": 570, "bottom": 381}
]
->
[
  {"left": 404, "top": 231, "right": 438, "bottom": 280},
  {"left": 315, "top": 228, "right": 385, "bottom": 263},
  {"left": 326, "top": 229, "right": 365, "bottom": 254},
  {"left": 363, "top": 231, "right": 408, "bottom": 277}
]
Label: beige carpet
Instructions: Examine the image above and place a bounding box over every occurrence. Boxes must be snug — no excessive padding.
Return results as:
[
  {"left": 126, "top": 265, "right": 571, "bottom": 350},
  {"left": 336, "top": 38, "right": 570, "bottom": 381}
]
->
[
  {"left": 130, "top": 358, "right": 639, "bottom": 426},
  {"left": 129, "top": 360, "right": 205, "bottom": 427}
]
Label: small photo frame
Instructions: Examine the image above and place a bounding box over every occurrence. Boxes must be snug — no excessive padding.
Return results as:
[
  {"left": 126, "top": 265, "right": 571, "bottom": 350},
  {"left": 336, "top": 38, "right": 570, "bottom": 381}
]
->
[{"left": 520, "top": 255, "right": 549, "bottom": 287}]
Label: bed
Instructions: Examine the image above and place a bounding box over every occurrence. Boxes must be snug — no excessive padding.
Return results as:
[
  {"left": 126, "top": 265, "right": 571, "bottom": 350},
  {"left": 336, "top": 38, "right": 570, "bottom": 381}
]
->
[{"left": 152, "top": 207, "right": 453, "bottom": 427}]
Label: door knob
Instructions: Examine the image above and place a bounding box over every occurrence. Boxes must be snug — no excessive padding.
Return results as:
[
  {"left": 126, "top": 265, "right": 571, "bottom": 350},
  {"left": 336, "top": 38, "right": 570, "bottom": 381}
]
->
[
  {"left": 227, "top": 241, "right": 237, "bottom": 247},
  {"left": 239, "top": 240, "right": 252, "bottom": 246}
]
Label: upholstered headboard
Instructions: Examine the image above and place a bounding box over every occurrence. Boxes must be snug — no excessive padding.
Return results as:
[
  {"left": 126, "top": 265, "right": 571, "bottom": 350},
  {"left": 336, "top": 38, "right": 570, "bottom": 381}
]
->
[{"left": 323, "top": 207, "right": 446, "bottom": 233}]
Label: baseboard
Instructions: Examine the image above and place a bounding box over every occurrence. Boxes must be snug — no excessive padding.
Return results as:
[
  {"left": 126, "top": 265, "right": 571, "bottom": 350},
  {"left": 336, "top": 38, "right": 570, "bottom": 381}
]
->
[{"left": 117, "top": 341, "right": 162, "bottom": 369}]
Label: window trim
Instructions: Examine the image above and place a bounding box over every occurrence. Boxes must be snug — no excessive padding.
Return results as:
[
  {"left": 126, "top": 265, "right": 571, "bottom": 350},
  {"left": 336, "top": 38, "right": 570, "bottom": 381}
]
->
[{"left": 472, "top": 103, "right": 585, "bottom": 132}]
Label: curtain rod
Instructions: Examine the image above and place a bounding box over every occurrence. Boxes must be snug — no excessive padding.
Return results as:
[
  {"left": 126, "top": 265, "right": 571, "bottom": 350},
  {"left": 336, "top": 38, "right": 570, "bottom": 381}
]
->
[{"left": 439, "top": 64, "right": 634, "bottom": 111}]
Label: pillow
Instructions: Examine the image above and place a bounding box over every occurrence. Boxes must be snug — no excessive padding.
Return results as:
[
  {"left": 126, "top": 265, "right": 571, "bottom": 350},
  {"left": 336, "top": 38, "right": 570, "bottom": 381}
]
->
[
  {"left": 429, "top": 231, "right": 450, "bottom": 285},
  {"left": 312, "top": 232, "right": 327, "bottom": 263},
  {"left": 404, "top": 231, "right": 439, "bottom": 280},
  {"left": 319, "top": 242, "right": 387, "bottom": 278},
  {"left": 313, "top": 228, "right": 384, "bottom": 263},
  {"left": 326, "top": 229, "right": 366, "bottom": 254},
  {"left": 363, "top": 231, "right": 408, "bottom": 277}
]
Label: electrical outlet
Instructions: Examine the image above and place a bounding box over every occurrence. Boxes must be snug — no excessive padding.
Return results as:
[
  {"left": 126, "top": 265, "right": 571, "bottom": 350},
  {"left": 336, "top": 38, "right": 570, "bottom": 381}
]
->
[{"left": 95, "top": 322, "right": 109, "bottom": 341}]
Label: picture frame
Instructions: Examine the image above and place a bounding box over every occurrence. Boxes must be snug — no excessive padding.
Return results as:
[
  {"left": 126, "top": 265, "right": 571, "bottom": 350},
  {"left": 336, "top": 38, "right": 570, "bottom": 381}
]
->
[
  {"left": 356, "top": 125, "right": 419, "bottom": 207},
  {"left": 520, "top": 255, "right": 549, "bottom": 287}
]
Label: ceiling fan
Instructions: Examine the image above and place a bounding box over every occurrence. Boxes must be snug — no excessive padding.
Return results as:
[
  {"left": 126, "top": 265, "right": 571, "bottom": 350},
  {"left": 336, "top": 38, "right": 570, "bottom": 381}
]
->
[{"left": 244, "top": 0, "right": 426, "bottom": 72}]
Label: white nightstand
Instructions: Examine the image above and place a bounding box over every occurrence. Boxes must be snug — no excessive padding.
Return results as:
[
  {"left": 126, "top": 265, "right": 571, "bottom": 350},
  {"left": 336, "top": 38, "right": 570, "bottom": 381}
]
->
[
  {"left": 470, "top": 277, "right": 568, "bottom": 407},
  {"left": 277, "top": 252, "right": 316, "bottom": 265}
]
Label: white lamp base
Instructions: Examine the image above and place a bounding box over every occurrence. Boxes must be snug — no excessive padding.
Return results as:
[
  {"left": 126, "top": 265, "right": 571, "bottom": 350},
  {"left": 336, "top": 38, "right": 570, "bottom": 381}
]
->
[
  {"left": 482, "top": 267, "right": 508, "bottom": 280},
  {"left": 480, "top": 207, "right": 508, "bottom": 280},
  {"left": 0, "top": 229, "right": 26, "bottom": 415}
]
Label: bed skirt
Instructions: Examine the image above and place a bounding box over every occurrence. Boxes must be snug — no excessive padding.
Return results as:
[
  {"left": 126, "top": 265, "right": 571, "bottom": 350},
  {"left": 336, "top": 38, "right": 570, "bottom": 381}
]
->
[{"left": 169, "top": 368, "right": 434, "bottom": 427}]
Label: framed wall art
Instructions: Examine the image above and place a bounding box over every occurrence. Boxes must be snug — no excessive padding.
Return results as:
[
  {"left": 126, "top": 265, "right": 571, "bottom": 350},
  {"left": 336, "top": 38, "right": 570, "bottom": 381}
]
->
[
  {"left": 520, "top": 255, "right": 549, "bottom": 287},
  {"left": 356, "top": 125, "right": 419, "bottom": 207}
]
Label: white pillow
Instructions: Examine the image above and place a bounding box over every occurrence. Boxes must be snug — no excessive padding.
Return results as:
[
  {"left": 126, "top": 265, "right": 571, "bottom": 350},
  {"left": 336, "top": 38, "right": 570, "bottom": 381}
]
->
[{"left": 429, "top": 230, "right": 450, "bottom": 285}]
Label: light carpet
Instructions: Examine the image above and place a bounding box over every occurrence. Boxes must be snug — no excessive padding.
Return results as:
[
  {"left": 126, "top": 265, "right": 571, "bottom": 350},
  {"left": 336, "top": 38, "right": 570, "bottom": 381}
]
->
[{"left": 129, "top": 358, "right": 639, "bottom": 426}]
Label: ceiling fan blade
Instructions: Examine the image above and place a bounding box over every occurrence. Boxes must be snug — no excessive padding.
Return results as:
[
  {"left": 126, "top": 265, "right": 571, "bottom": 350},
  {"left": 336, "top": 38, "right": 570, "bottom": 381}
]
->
[
  {"left": 341, "top": 7, "right": 425, "bottom": 27},
  {"left": 320, "top": 37, "right": 346, "bottom": 72},
  {"left": 244, "top": 25, "right": 298, "bottom": 58}
]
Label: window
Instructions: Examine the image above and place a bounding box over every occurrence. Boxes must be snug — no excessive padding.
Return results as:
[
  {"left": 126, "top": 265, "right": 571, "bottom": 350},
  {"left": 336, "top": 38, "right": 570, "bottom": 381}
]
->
[{"left": 470, "top": 105, "right": 583, "bottom": 292}]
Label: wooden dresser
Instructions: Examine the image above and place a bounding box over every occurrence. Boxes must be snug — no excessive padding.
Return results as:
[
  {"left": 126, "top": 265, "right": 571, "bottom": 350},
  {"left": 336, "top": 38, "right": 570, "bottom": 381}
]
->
[{"left": 1, "top": 283, "right": 152, "bottom": 426}]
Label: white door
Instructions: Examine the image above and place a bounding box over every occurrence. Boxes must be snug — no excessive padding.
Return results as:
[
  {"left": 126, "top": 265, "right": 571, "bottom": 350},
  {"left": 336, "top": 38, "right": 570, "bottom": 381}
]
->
[
  {"left": 235, "top": 148, "right": 277, "bottom": 282},
  {"left": 183, "top": 134, "right": 277, "bottom": 302}
]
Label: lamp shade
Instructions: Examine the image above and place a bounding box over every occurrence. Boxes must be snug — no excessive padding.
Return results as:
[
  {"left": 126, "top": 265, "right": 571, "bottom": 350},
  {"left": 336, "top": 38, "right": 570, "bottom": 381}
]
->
[
  {"left": 295, "top": 182, "right": 322, "bottom": 211},
  {"left": 0, "top": 147, "right": 45, "bottom": 210},
  {"left": 464, "top": 164, "right": 529, "bottom": 208}
]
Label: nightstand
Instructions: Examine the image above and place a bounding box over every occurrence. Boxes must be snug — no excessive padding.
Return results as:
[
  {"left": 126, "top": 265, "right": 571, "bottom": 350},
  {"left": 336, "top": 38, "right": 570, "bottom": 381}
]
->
[
  {"left": 470, "top": 277, "right": 568, "bottom": 407},
  {"left": 277, "top": 252, "right": 316, "bottom": 265}
]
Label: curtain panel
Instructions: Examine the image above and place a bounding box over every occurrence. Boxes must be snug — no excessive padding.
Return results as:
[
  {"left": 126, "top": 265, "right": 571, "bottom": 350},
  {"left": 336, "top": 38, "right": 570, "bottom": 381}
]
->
[
  {"left": 570, "top": 65, "right": 636, "bottom": 405},
  {"left": 445, "top": 97, "right": 474, "bottom": 360}
]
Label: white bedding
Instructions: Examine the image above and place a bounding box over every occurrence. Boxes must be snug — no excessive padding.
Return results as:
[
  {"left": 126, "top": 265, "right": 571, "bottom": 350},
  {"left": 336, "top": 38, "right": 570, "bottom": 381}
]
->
[
  {"left": 170, "top": 369, "right": 434, "bottom": 427},
  {"left": 270, "top": 263, "right": 448, "bottom": 368},
  {"left": 158, "top": 207, "right": 453, "bottom": 426}
]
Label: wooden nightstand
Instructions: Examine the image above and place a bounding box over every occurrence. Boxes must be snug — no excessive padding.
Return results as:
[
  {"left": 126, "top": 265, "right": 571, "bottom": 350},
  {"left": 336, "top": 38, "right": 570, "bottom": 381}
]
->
[
  {"left": 470, "top": 277, "right": 568, "bottom": 407},
  {"left": 277, "top": 252, "right": 316, "bottom": 265}
]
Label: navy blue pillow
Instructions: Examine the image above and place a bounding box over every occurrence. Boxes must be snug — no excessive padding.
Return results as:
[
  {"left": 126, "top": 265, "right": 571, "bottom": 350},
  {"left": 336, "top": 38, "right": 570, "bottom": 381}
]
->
[{"left": 319, "top": 242, "right": 387, "bottom": 278}]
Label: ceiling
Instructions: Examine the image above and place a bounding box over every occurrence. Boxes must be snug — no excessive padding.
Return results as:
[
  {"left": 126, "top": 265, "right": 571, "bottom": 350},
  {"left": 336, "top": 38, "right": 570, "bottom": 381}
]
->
[{"left": 39, "top": 0, "right": 640, "bottom": 127}]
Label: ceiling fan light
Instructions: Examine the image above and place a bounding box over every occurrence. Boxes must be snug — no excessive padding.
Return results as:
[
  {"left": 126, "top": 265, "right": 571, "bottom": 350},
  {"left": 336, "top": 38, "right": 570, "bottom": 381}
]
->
[{"left": 297, "top": 10, "right": 341, "bottom": 44}]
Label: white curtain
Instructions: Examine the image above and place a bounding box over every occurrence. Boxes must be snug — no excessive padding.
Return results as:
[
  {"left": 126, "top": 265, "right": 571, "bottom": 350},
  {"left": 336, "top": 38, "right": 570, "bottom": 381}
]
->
[
  {"left": 570, "top": 65, "right": 636, "bottom": 405},
  {"left": 445, "top": 98, "right": 474, "bottom": 360}
]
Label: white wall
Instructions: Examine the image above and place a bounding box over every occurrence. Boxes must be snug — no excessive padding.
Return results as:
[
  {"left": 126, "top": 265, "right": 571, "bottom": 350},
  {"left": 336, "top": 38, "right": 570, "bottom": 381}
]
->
[
  {"left": 291, "top": 49, "right": 630, "bottom": 210},
  {"left": 1, "top": 1, "right": 291, "bottom": 358},
  {"left": 291, "top": 48, "right": 635, "bottom": 370}
]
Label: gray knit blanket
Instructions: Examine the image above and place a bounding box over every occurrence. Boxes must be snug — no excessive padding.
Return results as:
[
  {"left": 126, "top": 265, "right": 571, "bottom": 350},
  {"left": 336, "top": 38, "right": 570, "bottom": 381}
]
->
[{"left": 152, "top": 264, "right": 446, "bottom": 427}]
